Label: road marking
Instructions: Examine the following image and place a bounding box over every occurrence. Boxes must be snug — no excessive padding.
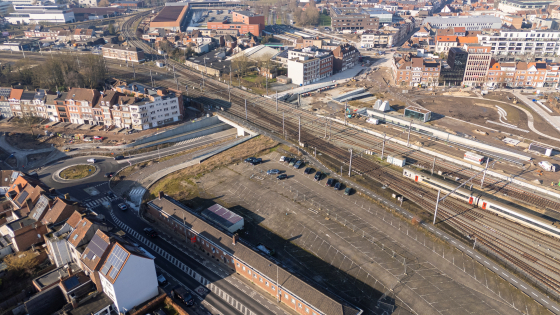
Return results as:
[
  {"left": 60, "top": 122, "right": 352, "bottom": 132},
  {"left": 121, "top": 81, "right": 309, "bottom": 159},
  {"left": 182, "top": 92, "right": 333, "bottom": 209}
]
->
[
  {"left": 552, "top": 306, "right": 559, "bottom": 311},
  {"left": 484, "top": 261, "right": 489, "bottom": 264},
  {"left": 502, "top": 273, "right": 508, "bottom": 277},
  {"left": 459, "top": 245, "right": 465, "bottom": 249},
  {"left": 511, "top": 279, "right": 518, "bottom": 283},
  {"left": 521, "top": 285, "right": 527, "bottom": 289},
  {"left": 542, "top": 299, "right": 549, "bottom": 304},
  {"left": 493, "top": 267, "right": 498, "bottom": 270},
  {"left": 467, "top": 250, "right": 473, "bottom": 254},
  {"left": 475, "top": 255, "right": 481, "bottom": 259},
  {"left": 532, "top": 292, "right": 538, "bottom": 297}
]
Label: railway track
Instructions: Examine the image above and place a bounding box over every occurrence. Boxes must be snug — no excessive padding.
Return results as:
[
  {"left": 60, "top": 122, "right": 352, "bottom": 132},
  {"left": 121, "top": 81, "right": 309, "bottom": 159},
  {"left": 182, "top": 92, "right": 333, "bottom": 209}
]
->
[{"left": 119, "top": 14, "right": 560, "bottom": 298}]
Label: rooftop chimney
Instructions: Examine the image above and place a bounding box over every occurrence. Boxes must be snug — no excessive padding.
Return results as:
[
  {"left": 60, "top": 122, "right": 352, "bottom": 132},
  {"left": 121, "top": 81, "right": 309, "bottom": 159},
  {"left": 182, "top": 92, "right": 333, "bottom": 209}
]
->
[
  {"left": 158, "top": 191, "right": 164, "bottom": 200},
  {"left": 25, "top": 198, "right": 33, "bottom": 210},
  {"left": 232, "top": 233, "right": 239, "bottom": 245},
  {"left": 64, "top": 193, "right": 70, "bottom": 200},
  {"left": 66, "top": 265, "right": 73, "bottom": 277},
  {"left": 15, "top": 184, "right": 23, "bottom": 194}
]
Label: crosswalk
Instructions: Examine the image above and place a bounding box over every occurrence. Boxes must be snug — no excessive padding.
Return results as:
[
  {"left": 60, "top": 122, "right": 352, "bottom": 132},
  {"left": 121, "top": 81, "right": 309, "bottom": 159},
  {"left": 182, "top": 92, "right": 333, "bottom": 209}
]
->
[
  {"left": 174, "top": 136, "right": 205, "bottom": 146},
  {"left": 129, "top": 187, "right": 146, "bottom": 196},
  {"left": 84, "top": 195, "right": 118, "bottom": 209},
  {"left": 108, "top": 210, "right": 258, "bottom": 315}
]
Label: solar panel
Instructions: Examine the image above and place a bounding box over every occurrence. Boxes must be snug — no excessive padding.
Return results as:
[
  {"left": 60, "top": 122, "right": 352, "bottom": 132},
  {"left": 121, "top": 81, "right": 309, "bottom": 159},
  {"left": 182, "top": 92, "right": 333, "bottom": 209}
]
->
[
  {"left": 10, "top": 172, "right": 19, "bottom": 181},
  {"left": 32, "top": 195, "right": 49, "bottom": 220},
  {"left": 16, "top": 191, "right": 29, "bottom": 205},
  {"left": 85, "top": 234, "right": 109, "bottom": 260},
  {"left": 101, "top": 245, "right": 128, "bottom": 279}
]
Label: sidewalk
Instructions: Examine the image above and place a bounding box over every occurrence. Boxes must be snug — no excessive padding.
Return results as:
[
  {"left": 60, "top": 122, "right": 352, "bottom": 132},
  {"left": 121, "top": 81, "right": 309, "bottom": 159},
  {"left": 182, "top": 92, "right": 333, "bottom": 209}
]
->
[{"left": 512, "top": 91, "right": 560, "bottom": 134}]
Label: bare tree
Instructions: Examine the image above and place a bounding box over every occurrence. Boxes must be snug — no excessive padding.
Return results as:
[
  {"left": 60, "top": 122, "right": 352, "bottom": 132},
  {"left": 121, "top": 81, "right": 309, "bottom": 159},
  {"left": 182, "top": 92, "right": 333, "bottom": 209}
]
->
[
  {"left": 232, "top": 53, "right": 251, "bottom": 79},
  {"left": 4, "top": 250, "right": 40, "bottom": 276}
]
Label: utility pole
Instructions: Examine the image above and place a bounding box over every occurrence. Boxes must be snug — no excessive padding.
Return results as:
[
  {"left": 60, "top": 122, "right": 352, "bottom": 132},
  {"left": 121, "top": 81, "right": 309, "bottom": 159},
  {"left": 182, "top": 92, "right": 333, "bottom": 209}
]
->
[
  {"left": 433, "top": 189, "right": 440, "bottom": 225},
  {"left": 298, "top": 115, "right": 301, "bottom": 143},
  {"left": 245, "top": 99, "right": 248, "bottom": 120},
  {"left": 324, "top": 118, "right": 328, "bottom": 138},
  {"left": 480, "top": 158, "right": 489, "bottom": 188},
  {"left": 406, "top": 120, "right": 412, "bottom": 147},
  {"left": 276, "top": 91, "right": 278, "bottom": 112},
  {"left": 344, "top": 102, "right": 348, "bottom": 125},
  {"left": 282, "top": 111, "right": 285, "bottom": 139},
  {"left": 298, "top": 93, "right": 300, "bottom": 108},
  {"left": 348, "top": 149, "right": 353, "bottom": 176},
  {"left": 431, "top": 157, "right": 436, "bottom": 175},
  {"left": 381, "top": 133, "right": 386, "bottom": 159},
  {"left": 133, "top": 62, "right": 136, "bottom": 79},
  {"left": 150, "top": 69, "right": 154, "bottom": 87}
]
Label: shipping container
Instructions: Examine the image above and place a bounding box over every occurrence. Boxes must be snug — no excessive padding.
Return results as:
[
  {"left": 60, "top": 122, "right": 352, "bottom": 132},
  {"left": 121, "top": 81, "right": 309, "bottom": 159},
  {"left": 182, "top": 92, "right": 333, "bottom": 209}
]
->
[
  {"left": 387, "top": 155, "right": 406, "bottom": 167},
  {"left": 464, "top": 152, "right": 485, "bottom": 164},
  {"left": 539, "top": 161, "right": 556, "bottom": 172}
]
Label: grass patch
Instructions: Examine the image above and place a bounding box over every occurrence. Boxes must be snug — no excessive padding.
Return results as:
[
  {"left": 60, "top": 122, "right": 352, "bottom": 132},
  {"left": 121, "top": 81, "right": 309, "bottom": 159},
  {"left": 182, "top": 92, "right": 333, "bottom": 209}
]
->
[
  {"left": 163, "top": 302, "right": 179, "bottom": 315},
  {"left": 318, "top": 13, "right": 331, "bottom": 26},
  {"left": 243, "top": 74, "right": 258, "bottom": 83},
  {"left": 148, "top": 136, "right": 279, "bottom": 202},
  {"left": 60, "top": 164, "right": 96, "bottom": 180}
]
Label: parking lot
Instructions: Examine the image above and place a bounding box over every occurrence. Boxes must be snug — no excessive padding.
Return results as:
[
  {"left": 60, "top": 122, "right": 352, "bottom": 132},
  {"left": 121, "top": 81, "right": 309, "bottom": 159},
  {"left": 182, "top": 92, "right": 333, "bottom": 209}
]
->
[{"left": 195, "top": 148, "right": 536, "bottom": 315}]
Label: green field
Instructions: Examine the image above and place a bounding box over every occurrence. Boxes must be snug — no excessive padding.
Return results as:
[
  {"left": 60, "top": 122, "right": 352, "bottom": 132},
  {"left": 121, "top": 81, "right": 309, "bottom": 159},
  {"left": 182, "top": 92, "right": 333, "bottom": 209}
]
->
[{"left": 318, "top": 13, "right": 331, "bottom": 26}]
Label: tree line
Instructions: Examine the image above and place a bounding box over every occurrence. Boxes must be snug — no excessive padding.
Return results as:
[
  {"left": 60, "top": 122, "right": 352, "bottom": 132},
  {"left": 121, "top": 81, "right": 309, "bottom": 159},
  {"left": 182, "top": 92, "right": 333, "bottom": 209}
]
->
[{"left": 0, "top": 54, "right": 108, "bottom": 91}]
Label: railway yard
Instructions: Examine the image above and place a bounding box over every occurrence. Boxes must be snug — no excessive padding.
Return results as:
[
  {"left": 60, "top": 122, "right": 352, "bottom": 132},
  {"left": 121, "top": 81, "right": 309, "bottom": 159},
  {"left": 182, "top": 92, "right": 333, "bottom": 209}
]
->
[{"left": 5, "top": 10, "right": 560, "bottom": 314}]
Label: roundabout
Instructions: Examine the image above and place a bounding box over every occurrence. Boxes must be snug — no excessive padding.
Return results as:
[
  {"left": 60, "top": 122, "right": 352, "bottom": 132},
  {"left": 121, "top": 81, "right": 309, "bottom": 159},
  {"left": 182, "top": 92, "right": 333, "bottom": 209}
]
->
[{"left": 54, "top": 163, "right": 101, "bottom": 182}]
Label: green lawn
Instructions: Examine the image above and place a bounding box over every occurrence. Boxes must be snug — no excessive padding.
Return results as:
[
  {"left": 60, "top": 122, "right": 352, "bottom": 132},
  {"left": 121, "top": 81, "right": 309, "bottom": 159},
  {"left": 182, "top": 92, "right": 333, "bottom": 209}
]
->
[
  {"left": 60, "top": 165, "right": 95, "bottom": 180},
  {"left": 318, "top": 13, "right": 331, "bottom": 26}
]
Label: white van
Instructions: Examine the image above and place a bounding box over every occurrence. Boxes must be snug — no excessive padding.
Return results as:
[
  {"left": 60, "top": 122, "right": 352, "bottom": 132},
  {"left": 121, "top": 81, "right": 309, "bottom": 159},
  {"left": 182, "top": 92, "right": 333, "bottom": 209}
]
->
[{"left": 87, "top": 158, "right": 97, "bottom": 163}]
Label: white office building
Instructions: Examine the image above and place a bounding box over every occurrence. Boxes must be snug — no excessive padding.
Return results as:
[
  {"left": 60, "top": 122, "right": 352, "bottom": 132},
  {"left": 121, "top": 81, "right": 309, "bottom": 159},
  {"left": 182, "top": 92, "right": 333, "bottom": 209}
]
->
[
  {"left": 477, "top": 30, "right": 560, "bottom": 56},
  {"left": 6, "top": 5, "right": 75, "bottom": 24},
  {"left": 498, "top": 0, "right": 553, "bottom": 13},
  {"left": 423, "top": 15, "right": 502, "bottom": 30}
]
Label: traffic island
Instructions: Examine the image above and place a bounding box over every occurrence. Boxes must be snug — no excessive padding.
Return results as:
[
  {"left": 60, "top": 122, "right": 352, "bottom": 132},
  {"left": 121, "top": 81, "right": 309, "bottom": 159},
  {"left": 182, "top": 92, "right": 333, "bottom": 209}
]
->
[{"left": 57, "top": 164, "right": 98, "bottom": 181}]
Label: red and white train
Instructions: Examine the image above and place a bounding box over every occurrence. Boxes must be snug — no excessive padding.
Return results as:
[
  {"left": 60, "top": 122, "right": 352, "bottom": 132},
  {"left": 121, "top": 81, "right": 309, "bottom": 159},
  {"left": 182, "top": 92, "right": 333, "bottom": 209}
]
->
[{"left": 403, "top": 169, "right": 560, "bottom": 239}]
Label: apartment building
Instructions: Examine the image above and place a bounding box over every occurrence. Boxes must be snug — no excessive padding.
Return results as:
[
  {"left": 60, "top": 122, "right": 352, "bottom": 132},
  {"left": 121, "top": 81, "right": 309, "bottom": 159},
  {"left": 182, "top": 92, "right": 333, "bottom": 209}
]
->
[
  {"left": 498, "top": 0, "right": 552, "bottom": 13},
  {"left": 332, "top": 44, "right": 359, "bottom": 72},
  {"left": 208, "top": 11, "right": 264, "bottom": 35},
  {"left": 31, "top": 89, "right": 48, "bottom": 119},
  {"left": 330, "top": 7, "right": 380, "bottom": 31},
  {"left": 112, "top": 83, "right": 184, "bottom": 130},
  {"left": 439, "top": 47, "right": 468, "bottom": 86},
  {"left": 393, "top": 56, "right": 440, "bottom": 87},
  {"left": 46, "top": 92, "right": 68, "bottom": 122},
  {"left": 287, "top": 47, "right": 334, "bottom": 85},
  {"left": 477, "top": 29, "right": 560, "bottom": 56},
  {"left": 0, "top": 87, "right": 12, "bottom": 118},
  {"left": 102, "top": 44, "right": 145, "bottom": 63},
  {"left": 423, "top": 15, "right": 502, "bottom": 30},
  {"left": 361, "top": 30, "right": 395, "bottom": 48},
  {"left": 65, "top": 88, "right": 101, "bottom": 125},
  {"left": 435, "top": 35, "right": 458, "bottom": 53},
  {"left": 462, "top": 44, "right": 492, "bottom": 86}
]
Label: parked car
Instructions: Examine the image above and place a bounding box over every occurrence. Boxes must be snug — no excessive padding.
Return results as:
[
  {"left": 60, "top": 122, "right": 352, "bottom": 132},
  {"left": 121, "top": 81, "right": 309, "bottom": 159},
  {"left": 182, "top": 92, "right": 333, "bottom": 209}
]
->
[
  {"left": 118, "top": 203, "right": 128, "bottom": 211},
  {"left": 344, "top": 187, "right": 352, "bottom": 195},
  {"left": 104, "top": 172, "right": 114, "bottom": 178},
  {"left": 294, "top": 160, "right": 303, "bottom": 169},
  {"left": 289, "top": 159, "right": 296, "bottom": 166},
  {"left": 250, "top": 158, "right": 262, "bottom": 165},
  {"left": 157, "top": 273, "right": 168, "bottom": 286},
  {"left": 267, "top": 169, "right": 280, "bottom": 175},
  {"left": 326, "top": 178, "right": 335, "bottom": 187},
  {"left": 114, "top": 155, "right": 125, "bottom": 160},
  {"left": 106, "top": 191, "right": 116, "bottom": 199},
  {"left": 93, "top": 136, "right": 103, "bottom": 140},
  {"left": 171, "top": 286, "right": 195, "bottom": 306},
  {"left": 314, "top": 171, "right": 322, "bottom": 181},
  {"left": 244, "top": 157, "right": 256, "bottom": 163},
  {"left": 63, "top": 148, "right": 71, "bottom": 152},
  {"left": 303, "top": 167, "right": 312, "bottom": 174},
  {"left": 277, "top": 174, "right": 288, "bottom": 180},
  {"left": 334, "top": 182, "right": 342, "bottom": 190},
  {"left": 87, "top": 158, "right": 97, "bottom": 163},
  {"left": 144, "top": 227, "right": 158, "bottom": 238},
  {"left": 279, "top": 156, "right": 286, "bottom": 162}
]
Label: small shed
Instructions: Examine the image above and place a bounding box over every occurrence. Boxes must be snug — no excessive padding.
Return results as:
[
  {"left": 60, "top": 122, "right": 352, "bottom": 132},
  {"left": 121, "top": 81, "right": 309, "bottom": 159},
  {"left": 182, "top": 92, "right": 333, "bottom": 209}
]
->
[
  {"left": 404, "top": 106, "right": 431, "bottom": 122},
  {"left": 276, "top": 75, "right": 292, "bottom": 84},
  {"left": 387, "top": 155, "right": 406, "bottom": 167},
  {"left": 201, "top": 204, "right": 244, "bottom": 233},
  {"left": 529, "top": 142, "right": 553, "bottom": 157}
]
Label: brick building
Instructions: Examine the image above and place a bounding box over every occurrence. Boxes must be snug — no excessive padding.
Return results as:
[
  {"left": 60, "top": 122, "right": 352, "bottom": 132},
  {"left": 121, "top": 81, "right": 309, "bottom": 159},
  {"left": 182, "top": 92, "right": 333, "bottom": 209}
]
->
[
  {"left": 102, "top": 44, "right": 145, "bottom": 63},
  {"left": 146, "top": 193, "right": 362, "bottom": 315},
  {"left": 332, "top": 43, "right": 359, "bottom": 72},
  {"left": 330, "top": 7, "right": 380, "bottom": 31},
  {"left": 208, "top": 12, "right": 264, "bottom": 36}
]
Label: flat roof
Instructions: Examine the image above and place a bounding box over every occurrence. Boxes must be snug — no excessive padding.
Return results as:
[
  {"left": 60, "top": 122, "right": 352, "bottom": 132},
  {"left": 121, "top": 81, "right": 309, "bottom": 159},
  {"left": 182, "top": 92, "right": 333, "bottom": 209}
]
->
[
  {"left": 151, "top": 5, "right": 185, "bottom": 23},
  {"left": 202, "top": 204, "right": 243, "bottom": 228}
]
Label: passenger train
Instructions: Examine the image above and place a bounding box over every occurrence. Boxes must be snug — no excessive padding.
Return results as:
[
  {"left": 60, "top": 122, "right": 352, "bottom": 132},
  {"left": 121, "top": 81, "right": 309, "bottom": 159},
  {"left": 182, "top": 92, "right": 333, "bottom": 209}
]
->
[{"left": 403, "top": 169, "right": 560, "bottom": 239}]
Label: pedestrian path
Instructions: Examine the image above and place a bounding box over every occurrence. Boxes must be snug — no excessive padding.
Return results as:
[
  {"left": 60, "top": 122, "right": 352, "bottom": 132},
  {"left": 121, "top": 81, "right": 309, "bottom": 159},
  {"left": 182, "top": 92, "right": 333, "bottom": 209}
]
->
[
  {"left": 129, "top": 187, "right": 146, "bottom": 196},
  {"left": 174, "top": 136, "right": 205, "bottom": 146},
  {"left": 84, "top": 195, "right": 118, "bottom": 209},
  {"left": 107, "top": 210, "right": 262, "bottom": 315}
]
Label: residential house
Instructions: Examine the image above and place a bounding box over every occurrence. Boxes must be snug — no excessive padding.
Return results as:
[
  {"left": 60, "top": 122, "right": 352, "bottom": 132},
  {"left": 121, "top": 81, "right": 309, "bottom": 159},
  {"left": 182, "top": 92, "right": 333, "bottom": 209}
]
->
[
  {"left": 32, "top": 89, "right": 48, "bottom": 119},
  {"left": 287, "top": 46, "right": 334, "bottom": 85},
  {"left": 65, "top": 88, "right": 101, "bottom": 125},
  {"left": 73, "top": 28, "right": 95, "bottom": 41},
  {"left": 19, "top": 91, "right": 35, "bottom": 117},
  {"left": 435, "top": 35, "right": 457, "bottom": 53},
  {"left": 102, "top": 44, "right": 145, "bottom": 63},
  {"left": 332, "top": 44, "right": 359, "bottom": 72},
  {"left": 9, "top": 88, "right": 24, "bottom": 117},
  {"left": 45, "top": 92, "right": 68, "bottom": 122},
  {"left": 0, "top": 95, "right": 12, "bottom": 118},
  {"left": 393, "top": 56, "right": 440, "bottom": 87}
]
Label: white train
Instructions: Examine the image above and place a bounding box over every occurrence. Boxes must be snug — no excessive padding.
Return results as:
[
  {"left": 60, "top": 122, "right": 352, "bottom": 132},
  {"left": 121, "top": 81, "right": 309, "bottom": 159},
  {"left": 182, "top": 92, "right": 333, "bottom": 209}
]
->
[{"left": 403, "top": 169, "right": 560, "bottom": 239}]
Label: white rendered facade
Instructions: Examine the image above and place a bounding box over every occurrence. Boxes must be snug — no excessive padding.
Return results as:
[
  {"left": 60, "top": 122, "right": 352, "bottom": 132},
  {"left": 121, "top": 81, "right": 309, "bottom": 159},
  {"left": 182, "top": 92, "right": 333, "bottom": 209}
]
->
[
  {"left": 477, "top": 30, "right": 560, "bottom": 56},
  {"left": 7, "top": 5, "right": 75, "bottom": 24}
]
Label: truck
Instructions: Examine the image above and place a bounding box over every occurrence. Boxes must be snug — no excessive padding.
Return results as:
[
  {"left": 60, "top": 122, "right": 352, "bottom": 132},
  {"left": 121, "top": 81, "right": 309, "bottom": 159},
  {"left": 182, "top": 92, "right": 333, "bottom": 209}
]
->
[
  {"left": 366, "top": 118, "right": 379, "bottom": 125},
  {"left": 171, "top": 286, "right": 195, "bottom": 306},
  {"left": 464, "top": 152, "right": 485, "bottom": 164},
  {"left": 539, "top": 161, "right": 556, "bottom": 172}
]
